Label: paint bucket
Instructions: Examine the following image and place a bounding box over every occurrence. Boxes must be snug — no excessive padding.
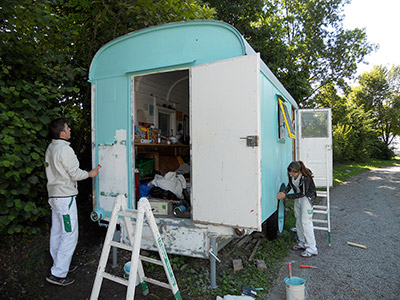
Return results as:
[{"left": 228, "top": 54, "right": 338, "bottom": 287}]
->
[
  {"left": 123, "top": 261, "right": 131, "bottom": 279},
  {"left": 173, "top": 205, "right": 186, "bottom": 214},
  {"left": 123, "top": 262, "right": 140, "bottom": 286},
  {"left": 284, "top": 277, "right": 306, "bottom": 300}
]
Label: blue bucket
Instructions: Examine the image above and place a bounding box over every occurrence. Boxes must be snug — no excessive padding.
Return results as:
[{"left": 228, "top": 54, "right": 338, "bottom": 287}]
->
[
  {"left": 123, "top": 262, "right": 140, "bottom": 287},
  {"left": 284, "top": 277, "right": 306, "bottom": 300},
  {"left": 123, "top": 261, "right": 131, "bottom": 279}
]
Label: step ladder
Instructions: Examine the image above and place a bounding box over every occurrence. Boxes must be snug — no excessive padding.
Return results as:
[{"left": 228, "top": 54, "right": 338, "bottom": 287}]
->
[
  {"left": 313, "top": 189, "right": 331, "bottom": 246},
  {"left": 312, "top": 165, "right": 331, "bottom": 246},
  {"left": 90, "top": 195, "right": 182, "bottom": 300}
]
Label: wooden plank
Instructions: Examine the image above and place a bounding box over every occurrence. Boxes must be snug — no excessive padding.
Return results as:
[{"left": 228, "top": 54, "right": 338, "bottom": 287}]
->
[
  {"left": 236, "top": 235, "right": 252, "bottom": 248},
  {"left": 248, "top": 239, "right": 261, "bottom": 262}
]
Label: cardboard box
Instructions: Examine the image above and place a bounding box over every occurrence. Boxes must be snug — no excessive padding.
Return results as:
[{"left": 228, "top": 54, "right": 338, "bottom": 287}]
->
[{"left": 149, "top": 199, "right": 173, "bottom": 216}]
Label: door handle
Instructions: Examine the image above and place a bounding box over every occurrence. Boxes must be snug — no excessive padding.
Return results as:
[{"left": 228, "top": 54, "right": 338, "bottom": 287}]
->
[{"left": 240, "top": 135, "right": 259, "bottom": 147}]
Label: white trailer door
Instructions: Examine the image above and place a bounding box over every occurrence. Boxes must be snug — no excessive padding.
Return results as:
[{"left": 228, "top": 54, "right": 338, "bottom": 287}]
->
[
  {"left": 297, "top": 109, "right": 333, "bottom": 187},
  {"left": 190, "top": 54, "right": 261, "bottom": 230}
]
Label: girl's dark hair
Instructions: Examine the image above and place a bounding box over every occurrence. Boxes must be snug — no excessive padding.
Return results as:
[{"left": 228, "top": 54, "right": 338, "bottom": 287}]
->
[
  {"left": 287, "top": 161, "right": 313, "bottom": 178},
  {"left": 49, "top": 118, "right": 66, "bottom": 139}
]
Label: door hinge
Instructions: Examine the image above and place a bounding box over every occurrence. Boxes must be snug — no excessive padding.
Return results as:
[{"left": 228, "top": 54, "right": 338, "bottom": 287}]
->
[{"left": 240, "top": 135, "right": 259, "bottom": 147}]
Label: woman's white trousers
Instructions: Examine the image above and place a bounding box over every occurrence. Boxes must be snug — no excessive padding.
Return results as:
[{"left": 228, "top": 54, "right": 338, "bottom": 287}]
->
[{"left": 294, "top": 196, "right": 318, "bottom": 254}]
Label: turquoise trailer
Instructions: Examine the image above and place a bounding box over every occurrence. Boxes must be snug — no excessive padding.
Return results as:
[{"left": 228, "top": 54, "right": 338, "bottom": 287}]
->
[{"left": 89, "top": 20, "right": 298, "bottom": 272}]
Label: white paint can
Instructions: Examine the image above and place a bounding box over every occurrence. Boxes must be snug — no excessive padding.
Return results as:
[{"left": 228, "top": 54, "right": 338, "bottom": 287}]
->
[{"left": 284, "top": 277, "right": 306, "bottom": 300}]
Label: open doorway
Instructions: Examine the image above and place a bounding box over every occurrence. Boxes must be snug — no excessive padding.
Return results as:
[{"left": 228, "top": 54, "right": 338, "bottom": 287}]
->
[{"left": 132, "top": 69, "right": 190, "bottom": 218}]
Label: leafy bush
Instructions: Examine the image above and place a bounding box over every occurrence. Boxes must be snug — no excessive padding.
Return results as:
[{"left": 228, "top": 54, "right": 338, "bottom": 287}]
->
[
  {"left": 0, "top": 1, "right": 82, "bottom": 234},
  {"left": 1, "top": 0, "right": 215, "bottom": 235},
  {"left": 368, "top": 139, "right": 395, "bottom": 160},
  {"left": 332, "top": 97, "right": 379, "bottom": 163}
]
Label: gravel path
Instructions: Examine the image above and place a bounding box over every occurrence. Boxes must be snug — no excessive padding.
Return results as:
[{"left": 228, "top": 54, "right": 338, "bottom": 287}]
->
[{"left": 267, "top": 165, "right": 400, "bottom": 300}]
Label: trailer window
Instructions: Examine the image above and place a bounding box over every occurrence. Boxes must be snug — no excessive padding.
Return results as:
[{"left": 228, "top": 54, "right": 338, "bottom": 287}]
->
[{"left": 278, "top": 97, "right": 296, "bottom": 140}]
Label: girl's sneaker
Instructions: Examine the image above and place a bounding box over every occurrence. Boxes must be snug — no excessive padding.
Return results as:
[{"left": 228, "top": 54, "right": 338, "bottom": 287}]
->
[
  {"left": 300, "top": 250, "right": 318, "bottom": 258},
  {"left": 292, "top": 244, "right": 305, "bottom": 251}
]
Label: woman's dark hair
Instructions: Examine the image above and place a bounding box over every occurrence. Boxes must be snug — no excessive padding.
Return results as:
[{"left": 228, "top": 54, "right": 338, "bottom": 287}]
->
[
  {"left": 287, "top": 161, "right": 313, "bottom": 178},
  {"left": 49, "top": 118, "right": 67, "bottom": 139}
]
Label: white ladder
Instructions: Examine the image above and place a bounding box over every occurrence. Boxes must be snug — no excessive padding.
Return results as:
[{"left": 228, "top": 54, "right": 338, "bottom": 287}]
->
[
  {"left": 312, "top": 162, "right": 331, "bottom": 246},
  {"left": 313, "top": 189, "right": 331, "bottom": 246},
  {"left": 310, "top": 146, "right": 332, "bottom": 246},
  {"left": 90, "top": 195, "right": 182, "bottom": 300}
]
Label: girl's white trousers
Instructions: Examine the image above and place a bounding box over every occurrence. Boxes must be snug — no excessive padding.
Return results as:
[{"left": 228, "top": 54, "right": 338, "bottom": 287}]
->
[
  {"left": 48, "top": 197, "right": 78, "bottom": 278},
  {"left": 294, "top": 196, "right": 318, "bottom": 254}
]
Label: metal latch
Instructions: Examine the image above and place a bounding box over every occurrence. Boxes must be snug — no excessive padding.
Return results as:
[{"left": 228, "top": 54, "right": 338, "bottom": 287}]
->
[
  {"left": 240, "top": 135, "right": 259, "bottom": 147},
  {"left": 209, "top": 249, "right": 221, "bottom": 263}
]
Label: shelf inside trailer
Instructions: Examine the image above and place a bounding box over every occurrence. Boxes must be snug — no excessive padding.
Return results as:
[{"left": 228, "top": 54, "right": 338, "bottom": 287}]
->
[{"left": 135, "top": 143, "right": 189, "bottom": 176}]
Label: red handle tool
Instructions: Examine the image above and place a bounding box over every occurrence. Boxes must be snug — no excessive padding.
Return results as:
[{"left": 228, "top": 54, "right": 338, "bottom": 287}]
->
[{"left": 300, "top": 264, "right": 318, "bottom": 269}]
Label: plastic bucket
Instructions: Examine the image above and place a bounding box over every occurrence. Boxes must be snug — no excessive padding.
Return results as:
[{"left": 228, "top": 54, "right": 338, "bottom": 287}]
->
[
  {"left": 123, "top": 262, "right": 140, "bottom": 286},
  {"left": 284, "top": 277, "right": 306, "bottom": 300}
]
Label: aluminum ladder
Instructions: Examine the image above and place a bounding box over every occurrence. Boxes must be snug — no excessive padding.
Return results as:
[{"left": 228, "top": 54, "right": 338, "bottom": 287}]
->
[
  {"left": 312, "top": 161, "right": 331, "bottom": 246},
  {"left": 90, "top": 195, "right": 182, "bottom": 300}
]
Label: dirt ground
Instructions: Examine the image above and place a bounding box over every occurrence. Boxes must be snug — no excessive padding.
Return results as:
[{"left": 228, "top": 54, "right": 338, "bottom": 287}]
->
[
  {"left": 0, "top": 212, "right": 264, "bottom": 300},
  {"left": 0, "top": 209, "right": 182, "bottom": 300}
]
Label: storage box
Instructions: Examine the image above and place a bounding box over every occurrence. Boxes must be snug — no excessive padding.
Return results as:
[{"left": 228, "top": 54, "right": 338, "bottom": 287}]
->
[
  {"left": 149, "top": 199, "right": 173, "bottom": 216},
  {"left": 137, "top": 159, "right": 155, "bottom": 178}
]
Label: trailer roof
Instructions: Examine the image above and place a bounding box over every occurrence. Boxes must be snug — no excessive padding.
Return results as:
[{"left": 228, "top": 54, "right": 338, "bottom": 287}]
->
[{"left": 89, "top": 20, "right": 298, "bottom": 109}]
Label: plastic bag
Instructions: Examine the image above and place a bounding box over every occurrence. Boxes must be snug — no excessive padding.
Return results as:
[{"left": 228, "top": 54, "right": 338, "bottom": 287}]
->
[
  {"left": 150, "top": 172, "right": 186, "bottom": 199},
  {"left": 149, "top": 186, "right": 178, "bottom": 200}
]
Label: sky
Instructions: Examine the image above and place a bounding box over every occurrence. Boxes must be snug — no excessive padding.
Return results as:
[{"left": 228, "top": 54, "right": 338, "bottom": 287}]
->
[{"left": 342, "top": 0, "right": 400, "bottom": 80}]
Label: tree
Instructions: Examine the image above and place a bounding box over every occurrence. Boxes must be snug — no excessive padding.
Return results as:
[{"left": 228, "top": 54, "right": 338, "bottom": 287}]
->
[
  {"left": 351, "top": 65, "right": 400, "bottom": 150},
  {"left": 0, "top": 0, "right": 215, "bottom": 235},
  {"left": 49, "top": 0, "right": 215, "bottom": 156},
  {"left": 313, "top": 84, "right": 378, "bottom": 162},
  {"left": 0, "top": 0, "right": 84, "bottom": 234},
  {"left": 332, "top": 100, "right": 378, "bottom": 162},
  {"left": 205, "top": 0, "right": 376, "bottom": 105}
]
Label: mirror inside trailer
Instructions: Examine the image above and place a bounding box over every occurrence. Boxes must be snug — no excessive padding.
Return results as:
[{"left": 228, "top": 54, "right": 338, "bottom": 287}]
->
[{"left": 132, "top": 69, "right": 191, "bottom": 218}]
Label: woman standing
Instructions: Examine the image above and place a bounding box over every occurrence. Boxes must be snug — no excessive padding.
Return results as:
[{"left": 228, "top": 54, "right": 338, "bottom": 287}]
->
[{"left": 277, "top": 161, "right": 318, "bottom": 258}]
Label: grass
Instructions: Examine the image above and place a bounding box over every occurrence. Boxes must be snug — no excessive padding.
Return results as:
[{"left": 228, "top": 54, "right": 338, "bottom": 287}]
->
[{"left": 333, "top": 157, "right": 400, "bottom": 186}]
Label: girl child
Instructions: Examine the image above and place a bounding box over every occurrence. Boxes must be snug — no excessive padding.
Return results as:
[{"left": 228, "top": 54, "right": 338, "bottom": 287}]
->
[{"left": 277, "top": 161, "right": 318, "bottom": 257}]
